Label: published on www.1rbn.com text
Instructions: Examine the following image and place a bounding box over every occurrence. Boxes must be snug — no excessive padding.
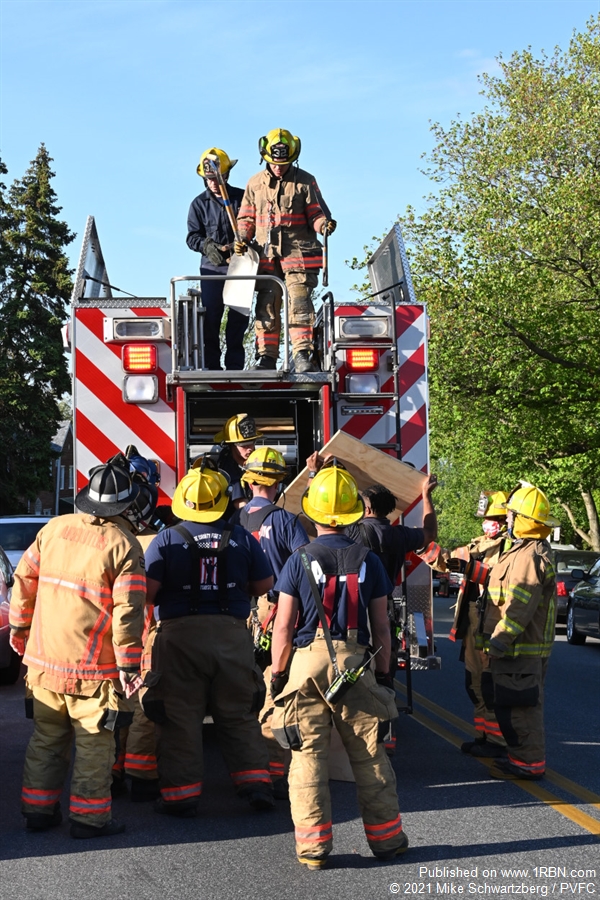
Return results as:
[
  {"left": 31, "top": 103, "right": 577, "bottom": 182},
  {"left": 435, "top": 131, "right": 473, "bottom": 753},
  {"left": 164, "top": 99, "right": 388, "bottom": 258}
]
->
[{"left": 389, "top": 867, "right": 598, "bottom": 897}]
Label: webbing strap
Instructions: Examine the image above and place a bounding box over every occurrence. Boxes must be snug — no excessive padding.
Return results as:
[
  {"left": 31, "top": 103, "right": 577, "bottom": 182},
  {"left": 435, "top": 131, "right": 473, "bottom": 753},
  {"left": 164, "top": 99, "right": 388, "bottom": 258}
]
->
[
  {"left": 174, "top": 523, "right": 232, "bottom": 614},
  {"left": 299, "top": 550, "right": 341, "bottom": 677},
  {"left": 239, "top": 504, "right": 280, "bottom": 535}
]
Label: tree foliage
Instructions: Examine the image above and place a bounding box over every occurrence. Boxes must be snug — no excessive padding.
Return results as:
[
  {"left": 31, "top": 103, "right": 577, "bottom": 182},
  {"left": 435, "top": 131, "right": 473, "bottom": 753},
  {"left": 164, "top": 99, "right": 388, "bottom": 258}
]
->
[
  {"left": 352, "top": 17, "right": 600, "bottom": 548},
  {"left": 0, "top": 145, "right": 74, "bottom": 513}
]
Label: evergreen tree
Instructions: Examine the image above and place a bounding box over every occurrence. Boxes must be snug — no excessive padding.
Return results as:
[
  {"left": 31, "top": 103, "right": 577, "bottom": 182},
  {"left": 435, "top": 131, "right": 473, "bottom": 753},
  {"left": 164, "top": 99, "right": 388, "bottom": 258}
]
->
[{"left": 0, "top": 145, "right": 74, "bottom": 514}]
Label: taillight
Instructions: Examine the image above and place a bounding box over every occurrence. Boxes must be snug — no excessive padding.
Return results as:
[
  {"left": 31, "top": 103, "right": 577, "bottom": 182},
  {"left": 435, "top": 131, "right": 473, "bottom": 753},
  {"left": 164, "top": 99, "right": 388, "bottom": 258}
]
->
[
  {"left": 556, "top": 581, "right": 568, "bottom": 597},
  {"left": 122, "top": 344, "right": 157, "bottom": 373},
  {"left": 346, "top": 348, "right": 379, "bottom": 371}
]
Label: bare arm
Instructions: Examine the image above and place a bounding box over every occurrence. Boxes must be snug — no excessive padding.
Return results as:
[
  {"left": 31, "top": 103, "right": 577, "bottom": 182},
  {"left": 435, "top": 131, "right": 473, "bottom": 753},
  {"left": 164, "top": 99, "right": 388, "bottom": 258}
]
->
[
  {"left": 369, "top": 595, "right": 391, "bottom": 674},
  {"left": 249, "top": 575, "right": 274, "bottom": 597},
  {"left": 146, "top": 577, "right": 162, "bottom": 607},
  {"left": 422, "top": 473, "right": 438, "bottom": 545},
  {"left": 271, "top": 591, "right": 298, "bottom": 674}
]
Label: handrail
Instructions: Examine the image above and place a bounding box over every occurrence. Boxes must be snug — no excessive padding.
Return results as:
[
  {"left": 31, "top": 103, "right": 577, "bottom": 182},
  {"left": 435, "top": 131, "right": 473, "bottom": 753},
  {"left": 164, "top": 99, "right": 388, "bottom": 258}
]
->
[{"left": 169, "top": 274, "right": 290, "bottom": 374}]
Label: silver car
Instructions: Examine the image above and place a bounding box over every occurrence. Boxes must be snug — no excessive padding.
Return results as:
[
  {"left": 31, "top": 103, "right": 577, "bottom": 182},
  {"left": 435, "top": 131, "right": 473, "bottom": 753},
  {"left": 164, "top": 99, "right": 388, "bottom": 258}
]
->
[{"left": 0, "top": 515, "right": 52, "bottom": 570}]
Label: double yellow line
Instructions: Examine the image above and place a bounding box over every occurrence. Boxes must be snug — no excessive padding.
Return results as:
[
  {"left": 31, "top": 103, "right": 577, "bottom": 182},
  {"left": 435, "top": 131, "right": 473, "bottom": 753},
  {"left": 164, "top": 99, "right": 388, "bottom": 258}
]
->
[{"left": 394, "top": 679, "right": 600, "bottom": 837}]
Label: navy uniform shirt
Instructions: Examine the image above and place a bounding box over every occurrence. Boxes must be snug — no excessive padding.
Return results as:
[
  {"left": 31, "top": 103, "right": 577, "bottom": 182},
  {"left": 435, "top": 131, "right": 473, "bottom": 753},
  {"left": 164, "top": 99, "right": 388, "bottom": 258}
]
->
[
  {"left": 218, "top": 449, "right": 249, "bottom": 510},
  {"left": 346, "top": 518, "right": 425, "bottom": 585},
  {"left": 186, "top": 185, "right": 245, "bottom": 270},
  {"left": 238, "top": 496, "right": 309, "bottom": 579},
  {"left": 145, "top": 519, "right": 273, "bottom": 620},
  {"left": 275, "top": 533, "right": 392, "bottom": 648}
]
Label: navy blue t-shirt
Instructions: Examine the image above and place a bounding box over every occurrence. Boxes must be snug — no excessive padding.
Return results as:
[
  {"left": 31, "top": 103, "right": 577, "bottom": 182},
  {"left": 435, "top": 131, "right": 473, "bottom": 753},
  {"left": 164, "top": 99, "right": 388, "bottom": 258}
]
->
[
  {"left": 218, "top": 449, "right": 249, "bottom": 508},
  {"left": 239, "top": 497, "right": 309, "bottom": 579},
  {"left": 346, "top": 518, "right": 425, "bottom": 585},
  {"left": 145, "top": 519, "right": 273, "bottom": 620},
  {"left": 275, "top": 533, "right": 392, "bottom": 647}
]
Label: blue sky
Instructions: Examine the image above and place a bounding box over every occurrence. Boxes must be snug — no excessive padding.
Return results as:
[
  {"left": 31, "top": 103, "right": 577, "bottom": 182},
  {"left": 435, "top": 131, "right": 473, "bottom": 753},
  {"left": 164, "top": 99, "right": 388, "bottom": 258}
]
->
[{"left": 1, "top": 0, "right": 598, "bottom": 301}]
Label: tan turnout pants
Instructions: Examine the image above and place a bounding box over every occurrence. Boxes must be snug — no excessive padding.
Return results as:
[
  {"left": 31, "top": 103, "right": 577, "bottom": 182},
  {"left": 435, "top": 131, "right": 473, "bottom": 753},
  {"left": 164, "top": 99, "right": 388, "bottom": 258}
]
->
[
  {"left": 491, "top": 656, "right": 548, "bottom": 777},
  {"left": 272, "top": 636, "right": 403, "bottom": 861},
  {"left": 464, "top": 604, "right": 505, "bottom": 746},
  {"left": 149, "top": 615, "right": 271, "bottom": 807},
  {"left": 22, "top": 683, "right": 114, "bottom": 826},
  {"left": 255, "top": 260, "right": 319, "bottom": 359}
]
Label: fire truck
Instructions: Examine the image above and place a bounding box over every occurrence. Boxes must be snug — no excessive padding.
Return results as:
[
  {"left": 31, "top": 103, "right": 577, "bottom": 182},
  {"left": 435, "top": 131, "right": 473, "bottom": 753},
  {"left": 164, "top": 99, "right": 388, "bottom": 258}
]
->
[{"left": 67, "top": 218, "right": 440, "bottom": 698}]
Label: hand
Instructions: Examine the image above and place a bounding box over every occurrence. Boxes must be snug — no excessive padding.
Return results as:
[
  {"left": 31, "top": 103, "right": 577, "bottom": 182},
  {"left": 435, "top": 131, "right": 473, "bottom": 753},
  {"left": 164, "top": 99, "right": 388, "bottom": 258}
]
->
[
  {"left": 306, "top": 451, "right": 322, "bottom": 475},
  {"left": 10, "top": 633, "right": 27, "bottom": 656},
  {"left": 447, "top": 557, "right": 468, "bottom": 575},
  {"left": 423, "top": 473, "right": 438, "bottom": 496},
  {"left": 270, "top": 670, "right": 289, "bottom": 700},
  {"left": 320, "top": 219, "right": 337, "bottom": 236},
  {"left": 234, "top": 240, "right": 248, "bottom": 256},
  {"left": 375, "top": 670, "right": 394, "bottom": 690},
  {"left": 202, "top": 237, "right": 226, "bottom": 266},
  {"left": 119, "top": 670, "right": 144, "bottom": 699}
]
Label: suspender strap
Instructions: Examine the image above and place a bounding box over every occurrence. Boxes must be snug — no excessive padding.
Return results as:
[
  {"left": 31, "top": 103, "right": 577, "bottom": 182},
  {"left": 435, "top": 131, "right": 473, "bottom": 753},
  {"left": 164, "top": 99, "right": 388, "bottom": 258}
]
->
[
  {"left": 239, "top": 504, "right": 280, "bottom": 535},
  {"left": 299, "top": 549, "right": 341, "bottom": 678},
  {"left": 174, "top": 523, "right": 232, "bottom": 614},
  {"left": 345, "top": 573, "right": 359, "bottom": 629}
]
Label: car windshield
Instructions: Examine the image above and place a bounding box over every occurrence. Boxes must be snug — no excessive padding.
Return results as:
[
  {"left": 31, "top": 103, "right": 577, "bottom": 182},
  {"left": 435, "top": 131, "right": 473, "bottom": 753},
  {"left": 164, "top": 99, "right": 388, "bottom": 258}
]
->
[
  {"left": 0, "top": 522, "right": 47, "bottom": 551},
  {"left": 554, "top": 552, "right": 600, "bottom": 574}
]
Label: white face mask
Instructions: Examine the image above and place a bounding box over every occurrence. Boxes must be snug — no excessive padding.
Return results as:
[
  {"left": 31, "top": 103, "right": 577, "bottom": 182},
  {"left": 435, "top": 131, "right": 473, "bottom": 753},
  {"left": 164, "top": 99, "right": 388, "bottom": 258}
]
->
[{"left": 482, "top": 519, "right": 502, "bottom": 538}]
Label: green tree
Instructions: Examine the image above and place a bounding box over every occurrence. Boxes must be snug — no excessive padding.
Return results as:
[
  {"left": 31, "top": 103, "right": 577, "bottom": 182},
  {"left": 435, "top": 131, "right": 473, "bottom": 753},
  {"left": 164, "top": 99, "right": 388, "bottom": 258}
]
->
[
  {"left": 351, "top": 18, "right": 600, "bottom": 548},
  {"left": 0, "top": 145, "right": 74, "bottom": 514}
]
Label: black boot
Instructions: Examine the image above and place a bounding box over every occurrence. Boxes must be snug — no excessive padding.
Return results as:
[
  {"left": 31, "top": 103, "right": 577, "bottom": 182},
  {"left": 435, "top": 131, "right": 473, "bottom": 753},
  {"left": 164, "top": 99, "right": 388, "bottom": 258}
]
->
[
  {"left": 26, "top": 804, "right": 62, "bottom": 832},
  {"left": 251, "top": 355, "right": 277, "bottom": 371},
  {"left": 130, "top": 776, "right": 160, "bottom": 803},
  {"left": 293, "top": 350, "right": 318, "bottom": 373},
  {"left": 70, "top": 818, "right": 126, "bottom": 839}
]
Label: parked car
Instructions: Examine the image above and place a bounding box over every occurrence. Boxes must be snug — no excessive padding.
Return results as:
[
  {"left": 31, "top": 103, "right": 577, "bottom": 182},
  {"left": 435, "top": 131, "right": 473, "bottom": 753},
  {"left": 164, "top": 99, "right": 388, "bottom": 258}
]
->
[
  {"left": 551, "top": 547, "right": 600, "bottom": 622},
  {"left": 0, "top": 544, "right": 21, "bottom": 685},
  {"left": 0, "top": 515, "right": 52, "bottom": 569},
  {"left": 566, "top": 558, "right": 600, "bottom": 645}
]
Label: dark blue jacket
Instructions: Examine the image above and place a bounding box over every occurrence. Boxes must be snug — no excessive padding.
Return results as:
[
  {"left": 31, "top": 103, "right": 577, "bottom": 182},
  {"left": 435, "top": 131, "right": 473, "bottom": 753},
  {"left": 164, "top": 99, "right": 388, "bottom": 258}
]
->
[{"left": 186, "top": 185, "right": 245, "bottom": 270}]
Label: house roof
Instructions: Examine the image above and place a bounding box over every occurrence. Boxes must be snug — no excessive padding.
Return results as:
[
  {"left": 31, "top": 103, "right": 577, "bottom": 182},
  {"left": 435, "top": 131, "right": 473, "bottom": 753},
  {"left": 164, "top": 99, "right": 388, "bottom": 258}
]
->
[{"left": 51, "top": 421, "right": 72, "bottom": 454}]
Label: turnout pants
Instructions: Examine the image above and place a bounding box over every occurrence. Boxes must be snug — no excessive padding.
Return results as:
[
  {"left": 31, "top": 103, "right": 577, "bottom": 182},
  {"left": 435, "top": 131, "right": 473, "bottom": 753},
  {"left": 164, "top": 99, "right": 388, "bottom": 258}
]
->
[
  {"left": 250, "top": 594, "right": 289, "bottom": 784},
  {"left": 200, "top": 266, "right": 249, "bottom": 371},
  {"left": 255, "top": 259, "right": 319, "bottom": 359},
  {"left": 149, "top": 615, "right": 271, "bottom": 808},
  {"left": 272, "top": 636, "right": 403, "bottom": 861},
  {"left": 22, "top": 683, "right": 114, "bottom": 826},
  {"left": 491, "top": 656, "right": 548, "bottom": 777},
  {"left": 464, "top": 604, "right": 505, "bottom": 746}
]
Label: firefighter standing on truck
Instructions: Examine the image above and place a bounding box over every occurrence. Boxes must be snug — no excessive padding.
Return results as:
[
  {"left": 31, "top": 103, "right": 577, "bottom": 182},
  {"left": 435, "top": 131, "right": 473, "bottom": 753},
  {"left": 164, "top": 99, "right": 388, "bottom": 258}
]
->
[
  {"left": 186, "top": 148, "right": 248, "bottom": 371},
  {"left": 234, "top": 447, "right": 309, "bottom": 798},
  {"left": 479, "top": 483, "right": 557, "bottom": 781},
  {"left": 214, "top": 414, "right": 262, "bottom": 512},
  {"left": 9, "top": 463, "right": 146, "bottom": 839},
  {"left": 420, "top": 491, "right": 511, "bottom": 759},
  {"left": 271, "top": 460, "right": 406, "bottom": 869},
  {"left": 143, "top": 458, "right": 276, "bottom": 816},
  {"left": 235, "top": 128, "right": 335, "bottom": 373}
]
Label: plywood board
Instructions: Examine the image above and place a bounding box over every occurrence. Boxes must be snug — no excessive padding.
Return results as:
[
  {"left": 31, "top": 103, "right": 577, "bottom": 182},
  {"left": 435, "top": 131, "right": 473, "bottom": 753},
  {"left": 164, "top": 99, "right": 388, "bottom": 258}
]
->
[{"left": 280, "top": 430, "right": 426, "bottom": 518}]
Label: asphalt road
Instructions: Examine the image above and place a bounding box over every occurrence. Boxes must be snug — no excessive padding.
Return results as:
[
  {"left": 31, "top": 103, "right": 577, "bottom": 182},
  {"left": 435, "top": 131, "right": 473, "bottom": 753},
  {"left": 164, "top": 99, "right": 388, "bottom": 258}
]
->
[{"left": 1, "top": 595, "right": 598, "bottom": 900}]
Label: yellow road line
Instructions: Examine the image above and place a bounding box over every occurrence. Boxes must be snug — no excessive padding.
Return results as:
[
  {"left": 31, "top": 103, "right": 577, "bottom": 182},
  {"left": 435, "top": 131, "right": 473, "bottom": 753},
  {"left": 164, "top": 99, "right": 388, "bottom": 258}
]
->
[{"left": 410, "top": 706, "right": 600, "bottom": 837}]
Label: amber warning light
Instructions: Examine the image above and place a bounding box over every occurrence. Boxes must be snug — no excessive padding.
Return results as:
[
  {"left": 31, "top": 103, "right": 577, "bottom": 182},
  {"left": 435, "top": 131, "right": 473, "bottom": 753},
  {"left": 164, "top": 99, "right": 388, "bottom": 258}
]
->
[
  {"left": 346, "top": 348, "right": 379, "bottom": 372},
  {"left": 122, "top": 344, "right": 158, "bottom": 373}
]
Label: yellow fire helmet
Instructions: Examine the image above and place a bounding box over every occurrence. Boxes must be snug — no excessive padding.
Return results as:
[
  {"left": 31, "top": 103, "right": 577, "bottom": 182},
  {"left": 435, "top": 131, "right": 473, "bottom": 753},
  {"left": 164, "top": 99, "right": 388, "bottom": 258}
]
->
[
  {"left": 213, "top": 414, "right": 263, "bottom": 445},
  {"left": 476, "top": 490, "right": 510, "bottom": 518},
  {"left": 241, "top": 447, "right": 287, "bottom": 487},
  {"left": 301, "top": 459, "right": 364, "bottom": 528},
  {"left": 504, "top": 482, "right": 560, "bottom": 527},
  {"left": 197, "top": 147, "right": 237, "bottom": 179},
  {"left": 258, "top": 129, "right": 301, "bottom": 166},
  {"left": 171, "top": 460, "right": 230, "bottom": 523}
]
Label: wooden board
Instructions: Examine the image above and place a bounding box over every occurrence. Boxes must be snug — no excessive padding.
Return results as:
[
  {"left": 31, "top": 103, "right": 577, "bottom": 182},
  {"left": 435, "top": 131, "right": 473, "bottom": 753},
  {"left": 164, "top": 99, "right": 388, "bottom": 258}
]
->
[{"left": 280, "top": 430, "right": 426, "bottom": 518}]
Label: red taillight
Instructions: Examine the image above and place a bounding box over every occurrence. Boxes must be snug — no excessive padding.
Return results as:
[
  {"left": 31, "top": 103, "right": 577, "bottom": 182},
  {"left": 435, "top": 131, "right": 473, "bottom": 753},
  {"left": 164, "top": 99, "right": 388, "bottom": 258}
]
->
[
  {"left": 346, "top": 348, "right": 379, "bottom": 371},
  {"left": 556, "top": 581, "right": 568, "bottom": 597},
  {"left": 122, "top": 344, "right": 157, "bottom": 373}
]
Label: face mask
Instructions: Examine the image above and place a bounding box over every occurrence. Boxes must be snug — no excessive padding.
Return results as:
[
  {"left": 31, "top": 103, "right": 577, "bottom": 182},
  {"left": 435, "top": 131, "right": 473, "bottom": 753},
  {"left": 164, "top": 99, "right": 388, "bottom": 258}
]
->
[{"left": 482, "top": 520, "right": 502, "bottom": 538}]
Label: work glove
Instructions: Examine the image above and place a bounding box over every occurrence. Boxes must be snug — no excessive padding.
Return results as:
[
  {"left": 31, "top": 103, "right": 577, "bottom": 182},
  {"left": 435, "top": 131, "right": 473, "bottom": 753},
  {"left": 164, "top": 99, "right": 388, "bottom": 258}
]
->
[
  {"left": 375, "top": 671, "right": 394, "bottom": 690},
  {"left": 321, "top": 219, "right": 337, "bottom": 235},
  {"left": 234, "top": 240, "right": 249, "bottom": 256},
  {"left": 10, "top": 632, "right": 27, "bottom": 656},
  {"left": 447, "top": 557, "right": 468, "bottom": 575},
  {"left": 201, "top": 238, "right": 226, "bottom": 266},
  {"left": 270, "top": 670, "right": 289, "bottom": 700}
]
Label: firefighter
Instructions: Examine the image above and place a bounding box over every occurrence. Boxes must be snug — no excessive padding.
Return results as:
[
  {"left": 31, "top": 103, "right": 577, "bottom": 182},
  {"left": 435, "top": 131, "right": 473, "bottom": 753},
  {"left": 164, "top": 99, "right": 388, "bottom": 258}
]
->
[
  {"left": 186, "top": 147, "right": 248, "bottom": 371},
  {"left": 214, "top": 413, "right": 263, "bottom": 512},
  {"left": 9, "top": 463, "right": 146, "bottom": 838},
  {"left": 143, "top": 458, "right": 276, "bottom": 816},
  {"left": 235, "top": 128, "right": 335, "bottom": 373},
  {"left": 235, "top": 447, "right": 309, "bottom": 797},
  {"left": 423, "top": 492, "right": 511, "bottom": 758},
  {"left": 480, "top": 483, "right": 558, "bottom": 781},
  {"left": 271, "top": 460, "right": 407, "bottom": 869}
]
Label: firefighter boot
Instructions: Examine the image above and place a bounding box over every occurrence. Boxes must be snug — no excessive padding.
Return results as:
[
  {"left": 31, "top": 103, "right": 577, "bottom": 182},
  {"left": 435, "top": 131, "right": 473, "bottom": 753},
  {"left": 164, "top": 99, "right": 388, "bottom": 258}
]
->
[
  {"left": 130, "top": 776, "right": 160, "bottom": 802},
  {"left": 25, "top": 804, "right": 63, "bottom": 832},
  {"left": 70, "top": 819, "right": 126, "bottom": 839},
  {"left": 252, "top": 356, "right": 277, "bottom": 371},
  {"left": 373, "top": 831, "right": 410, "bottom": 861},
  {"left": 293, "top": 350, "right": 318, "bottom": 374}
]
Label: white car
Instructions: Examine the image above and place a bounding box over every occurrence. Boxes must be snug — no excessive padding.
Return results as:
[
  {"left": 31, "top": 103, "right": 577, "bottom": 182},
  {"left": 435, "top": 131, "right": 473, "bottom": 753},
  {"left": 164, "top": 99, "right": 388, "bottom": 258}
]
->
[{"left": 0, "top": 515, "right": 52, "bottom": 569}]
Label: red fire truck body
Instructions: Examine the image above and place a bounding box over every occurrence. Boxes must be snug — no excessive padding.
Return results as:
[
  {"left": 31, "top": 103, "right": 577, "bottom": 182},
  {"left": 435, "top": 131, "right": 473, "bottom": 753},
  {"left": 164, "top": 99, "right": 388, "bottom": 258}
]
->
[{"left": 69, "top": 218, "right": 438, "bottom": 673}]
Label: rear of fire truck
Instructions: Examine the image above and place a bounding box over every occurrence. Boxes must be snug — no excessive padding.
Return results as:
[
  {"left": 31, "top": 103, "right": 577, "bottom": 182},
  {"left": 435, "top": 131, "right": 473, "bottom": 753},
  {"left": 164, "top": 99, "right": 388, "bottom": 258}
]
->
[{"left": 68, "top": 217, "right": 440, "bottom": 689}]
